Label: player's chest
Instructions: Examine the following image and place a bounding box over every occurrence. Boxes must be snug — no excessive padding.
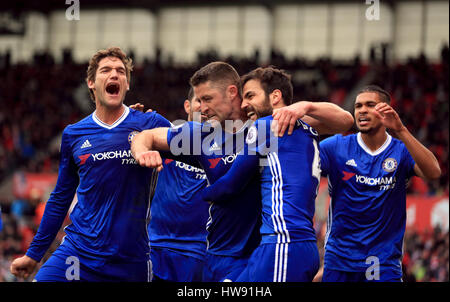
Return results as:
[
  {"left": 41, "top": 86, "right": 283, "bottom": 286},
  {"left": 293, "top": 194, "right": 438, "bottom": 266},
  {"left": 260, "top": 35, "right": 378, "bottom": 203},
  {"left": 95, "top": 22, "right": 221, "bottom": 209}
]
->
[
  {"left": 71, "top": 129, "right": 139, "bottom": 168},
  {"left": 336, "top": 151, "right": 403, "bottom": 191},
  {"left": 198, "top": 133, "right": 244, "bottom": 181}
]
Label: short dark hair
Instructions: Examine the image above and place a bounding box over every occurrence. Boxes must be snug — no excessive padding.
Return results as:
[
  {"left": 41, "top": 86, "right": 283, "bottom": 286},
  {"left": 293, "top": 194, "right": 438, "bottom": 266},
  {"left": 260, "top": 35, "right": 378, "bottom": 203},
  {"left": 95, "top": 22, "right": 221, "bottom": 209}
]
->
[
  {"left": 187, "top": 86, "right": 195, "bottom": 102},
  {"left": 190, "top": 61, "right": 241, "bottom": 95},
  {"left": 358, "top": 85, "right": 391, "bottom": 104},
  {"left": 240, "top": 66, "right": 293, "bottom": 105}
]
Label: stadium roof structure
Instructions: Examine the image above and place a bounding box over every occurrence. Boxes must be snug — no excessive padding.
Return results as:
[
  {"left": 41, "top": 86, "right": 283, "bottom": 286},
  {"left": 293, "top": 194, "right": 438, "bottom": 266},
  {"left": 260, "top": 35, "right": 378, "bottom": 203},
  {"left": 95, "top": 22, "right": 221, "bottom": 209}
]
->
[{"left": 1, "top": 0, "right": 402, "bottom": 14}]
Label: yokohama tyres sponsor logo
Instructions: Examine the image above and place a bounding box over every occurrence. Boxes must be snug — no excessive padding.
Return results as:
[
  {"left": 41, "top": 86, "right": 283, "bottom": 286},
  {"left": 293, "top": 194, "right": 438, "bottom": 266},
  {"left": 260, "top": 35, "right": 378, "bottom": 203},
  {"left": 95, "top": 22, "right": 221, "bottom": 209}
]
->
[
  {"left": 91, "top": 150, "right": 132, "bottom": 161},
  {"left": 79, "top": 149, "right": 137, "bottom": 165},
  {"left": 175, "top": 161, "right": 205, "bottom": 173},
  {"left": 342, "top": 171, "right": 397, "bottom": 190},
  {"left": 355, "top": 175, "right": 396, "bottom": 186},
  {"left": 207, "top": 153, "right": 238, "bottom": 169}
]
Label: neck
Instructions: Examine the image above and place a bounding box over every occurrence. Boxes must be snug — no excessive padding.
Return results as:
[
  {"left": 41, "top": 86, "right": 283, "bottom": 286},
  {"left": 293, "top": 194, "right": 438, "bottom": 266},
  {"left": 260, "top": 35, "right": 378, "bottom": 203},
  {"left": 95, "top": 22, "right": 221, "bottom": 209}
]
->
[
  {"left": 228, "top": 97, "right": 249, "bottom": 133},
  {"left": 273, "top": 102, "right": 285, "bottom": 110},
  {"left": 359, "top": 128, "right": 388, "bottom": 152},
  {"left": 95, "top": 103, "right": 126, "bottom": 125}
]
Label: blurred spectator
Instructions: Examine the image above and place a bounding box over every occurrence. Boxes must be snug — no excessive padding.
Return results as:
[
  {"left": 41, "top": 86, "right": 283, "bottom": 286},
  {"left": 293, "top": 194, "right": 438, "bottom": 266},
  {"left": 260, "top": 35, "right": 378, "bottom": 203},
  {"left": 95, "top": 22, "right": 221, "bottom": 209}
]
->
[
  {"left": 1, "top": 48, "right": 447, "bottom": 193},
  {"left": 0, "top": 203, "right": 67, "bottom": 282},
  {"left": 403, "top": 226, "right": 449, "bottom": 282}
]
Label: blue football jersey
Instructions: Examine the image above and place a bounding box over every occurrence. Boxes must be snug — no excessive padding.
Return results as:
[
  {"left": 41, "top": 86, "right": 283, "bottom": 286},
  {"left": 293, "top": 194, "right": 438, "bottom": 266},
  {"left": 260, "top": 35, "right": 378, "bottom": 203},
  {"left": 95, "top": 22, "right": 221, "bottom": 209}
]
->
[
  {"left": 202, "top": 116, "right": 320, "bottom": 244},
  {"left": 256, "top": 116, "right": 320, "bottom": 244},
  {"left": 149, "top": 158, "right": 208, "bottom": 259},
  {"left": 320, "top": 132, "right": 416, "bottom": 274},
  {"left": 166, "top": 120, "right": 262, "bottom": 257},
  {"left": 26, "top": 106, "right": 171, "bottom": 265}
]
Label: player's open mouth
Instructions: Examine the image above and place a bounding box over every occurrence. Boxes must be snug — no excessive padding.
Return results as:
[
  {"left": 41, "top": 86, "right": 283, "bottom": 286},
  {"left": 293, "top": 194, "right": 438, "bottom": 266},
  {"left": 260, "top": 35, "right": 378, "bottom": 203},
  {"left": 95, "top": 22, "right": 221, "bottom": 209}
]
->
[
  {"left": 105, "top": 82, "right": 120, "bottom": 96},
  {"left": 358, "top": 117, "right": 370, "bottom": 126},
  {"left": 247, "top": 112, "right": 255, "bottom": 118}
]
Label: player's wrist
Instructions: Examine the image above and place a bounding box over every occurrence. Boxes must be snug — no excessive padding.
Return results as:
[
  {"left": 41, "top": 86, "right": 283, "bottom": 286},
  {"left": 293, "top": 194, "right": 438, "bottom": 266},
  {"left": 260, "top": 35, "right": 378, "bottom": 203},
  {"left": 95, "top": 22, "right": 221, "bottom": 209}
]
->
[
  {"left": 24, "top": 252, "right": 40, "bottom": 263},
  {"left": 390, "top": 125, "right": 408, "bottom": 138},
  {"left": 296, "top": 101, "right": 312, "bottom": 116}
]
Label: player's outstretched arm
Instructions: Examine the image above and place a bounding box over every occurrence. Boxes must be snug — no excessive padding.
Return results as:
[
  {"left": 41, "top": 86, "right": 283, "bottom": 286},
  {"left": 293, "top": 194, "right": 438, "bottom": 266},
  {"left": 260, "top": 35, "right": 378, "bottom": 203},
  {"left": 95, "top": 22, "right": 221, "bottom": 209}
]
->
[
  {"left": 272, "top": 101, "right": 354, "bottom": 136},
  {"left": 374, "top": 103, "right": 441, "bottom": 180},
  {"left": 10, "top": 129, "right": 79, "bottom": 279},
  {"left": 131, "top": 127, "right": 170, "bottom": 170}
]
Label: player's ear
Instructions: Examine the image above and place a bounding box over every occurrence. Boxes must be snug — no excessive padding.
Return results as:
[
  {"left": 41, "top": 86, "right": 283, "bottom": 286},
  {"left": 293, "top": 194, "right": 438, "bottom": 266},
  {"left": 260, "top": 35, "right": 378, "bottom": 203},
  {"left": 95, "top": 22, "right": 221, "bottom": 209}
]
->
[
  {"left": 183, "top": 99, "right": 191, "bottom": 115},
  {"left": 270, "top": 89, "right": 282, "bottom": 107},
  {"left": 227, "top": 85, "right": 238, "bottom": 100},
  {"left": 87, "top": 79, "right": 95, "bottom": 89}
]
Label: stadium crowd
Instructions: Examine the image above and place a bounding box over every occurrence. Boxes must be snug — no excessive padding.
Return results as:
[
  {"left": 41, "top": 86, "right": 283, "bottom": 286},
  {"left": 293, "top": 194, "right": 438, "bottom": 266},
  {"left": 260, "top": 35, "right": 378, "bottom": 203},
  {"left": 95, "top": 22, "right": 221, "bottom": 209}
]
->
[{"left": 0, "top": 45, "right": 448, "bottom": 282}]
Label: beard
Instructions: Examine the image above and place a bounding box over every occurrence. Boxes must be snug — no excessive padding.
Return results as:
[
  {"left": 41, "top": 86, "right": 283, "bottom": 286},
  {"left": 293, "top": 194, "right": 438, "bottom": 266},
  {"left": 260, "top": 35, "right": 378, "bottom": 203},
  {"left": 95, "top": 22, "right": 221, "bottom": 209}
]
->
[
  {"left": 357, "top": 122, "right": 381, "bottom": 134},
  {"left": 358, "top": 126, "right": 372, "bottom": 134},
  {"left": 254, "top": 95, "right": 273, "bottom": 119}
]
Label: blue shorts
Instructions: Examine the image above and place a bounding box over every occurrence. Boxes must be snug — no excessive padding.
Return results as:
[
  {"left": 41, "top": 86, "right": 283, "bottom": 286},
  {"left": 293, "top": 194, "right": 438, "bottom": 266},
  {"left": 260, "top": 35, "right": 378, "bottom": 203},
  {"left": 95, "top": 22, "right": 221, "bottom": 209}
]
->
[
  {"left": 202, "top": 253, "right": 249, "bottom": 282},
  {"left": 322, "top": 268, "right": 402, "bottom": 282},
  {"left": 236, "top": 241, "right": 320, "bottom": 282},
  {"left": 151, "top": 247, "right": 204, "bottom": 282},
  {"left": 34, "top": 241, "right": 151, "bottom": 282}
]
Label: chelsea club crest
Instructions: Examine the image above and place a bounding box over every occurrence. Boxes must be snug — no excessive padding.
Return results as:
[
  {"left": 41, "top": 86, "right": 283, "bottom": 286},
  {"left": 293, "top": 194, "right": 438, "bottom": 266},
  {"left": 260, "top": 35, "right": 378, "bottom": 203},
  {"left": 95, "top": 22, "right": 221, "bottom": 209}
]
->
[
  {"left": 128, "top": 131, "right": 139, "bottom": 144},
  {"left": 382, "top": 157, "right": 398, "bottom": 172}
]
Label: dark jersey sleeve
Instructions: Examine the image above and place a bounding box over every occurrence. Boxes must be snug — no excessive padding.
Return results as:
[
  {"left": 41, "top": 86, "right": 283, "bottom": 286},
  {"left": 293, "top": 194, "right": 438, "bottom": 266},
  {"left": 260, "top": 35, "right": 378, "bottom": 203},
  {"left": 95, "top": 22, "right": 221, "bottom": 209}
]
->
[
  {"left": 164, "top": 121, "right": 206, "bottom": 168},
  {"left": 201, "top": 146, "right": 259, "bottom": 203},
  {"left": 201, "top": 118, "right": 270, "bottom": 203}
]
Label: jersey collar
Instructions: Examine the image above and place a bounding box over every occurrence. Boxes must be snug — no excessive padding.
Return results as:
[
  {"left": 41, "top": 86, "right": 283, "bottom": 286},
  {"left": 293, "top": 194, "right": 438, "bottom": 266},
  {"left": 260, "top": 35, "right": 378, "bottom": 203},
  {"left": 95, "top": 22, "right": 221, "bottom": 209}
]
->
[
  {"left": 92, "top": 105, "right": 130, "bottom": 130},
  {"left": 357, "top": 132, "right": 392, "bottom": 156}
]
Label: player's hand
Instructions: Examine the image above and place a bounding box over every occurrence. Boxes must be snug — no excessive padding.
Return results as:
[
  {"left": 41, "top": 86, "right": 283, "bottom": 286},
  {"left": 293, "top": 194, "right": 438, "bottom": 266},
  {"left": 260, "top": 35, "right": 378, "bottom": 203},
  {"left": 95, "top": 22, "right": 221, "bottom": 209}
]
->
[
  {"left": 130, "top": 103, "right": 153, "bottom": 113},
  {"left": 312, "top": 266, "right": 324, "bottom": 282},
  {"left": 272, "top": 101, "right": 311, "bottom": 136},
  {"left": 374, "top": 103, "right": 405, "bottom": 133},
  {"left": 10, "top": 255, "right": 38, "bottom": 279},
  {"left": 134, "top": 150, "right": 163, "bottom": 171},
  {"left": 130, "top": 102, "right": 144, "bottom": 112}
]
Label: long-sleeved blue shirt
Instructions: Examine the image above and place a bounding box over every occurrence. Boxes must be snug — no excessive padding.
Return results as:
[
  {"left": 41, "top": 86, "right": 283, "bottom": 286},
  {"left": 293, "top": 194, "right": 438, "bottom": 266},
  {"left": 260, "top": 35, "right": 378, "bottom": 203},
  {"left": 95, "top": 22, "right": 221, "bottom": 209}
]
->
[{"left": 26, "top": 106, "right": 170, "bottom": 266}]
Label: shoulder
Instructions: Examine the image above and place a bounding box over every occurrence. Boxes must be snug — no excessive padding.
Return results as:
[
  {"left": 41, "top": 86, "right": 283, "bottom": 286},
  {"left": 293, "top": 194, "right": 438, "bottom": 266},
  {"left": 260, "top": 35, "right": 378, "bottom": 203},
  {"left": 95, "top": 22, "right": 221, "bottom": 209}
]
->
[
  {"left": 62, "top": 113, "right": 94, "bottom": 135},
  {"left": 320, "top": 133, "right": 356, "bottom": 150},
  {"left": 322, "top": 133, "right": 355, "bottom": 143},
  {"left": 254, "top": 116, "right": 272, "bottom": 128},
  {"left": 389, "top": 136, "right": 406, "bottom": 148},
  {"left": 170, "top": 121, "right": 202, "bottom": 132},
  {"left": 250, "top": 116, "right": 272, "bottom": 136},
  {"left": 128, "top": 108, "right": 171, "bottom": 128},
  {"left": 388, "top": 135, "right": 411, "bottom": 156}
]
